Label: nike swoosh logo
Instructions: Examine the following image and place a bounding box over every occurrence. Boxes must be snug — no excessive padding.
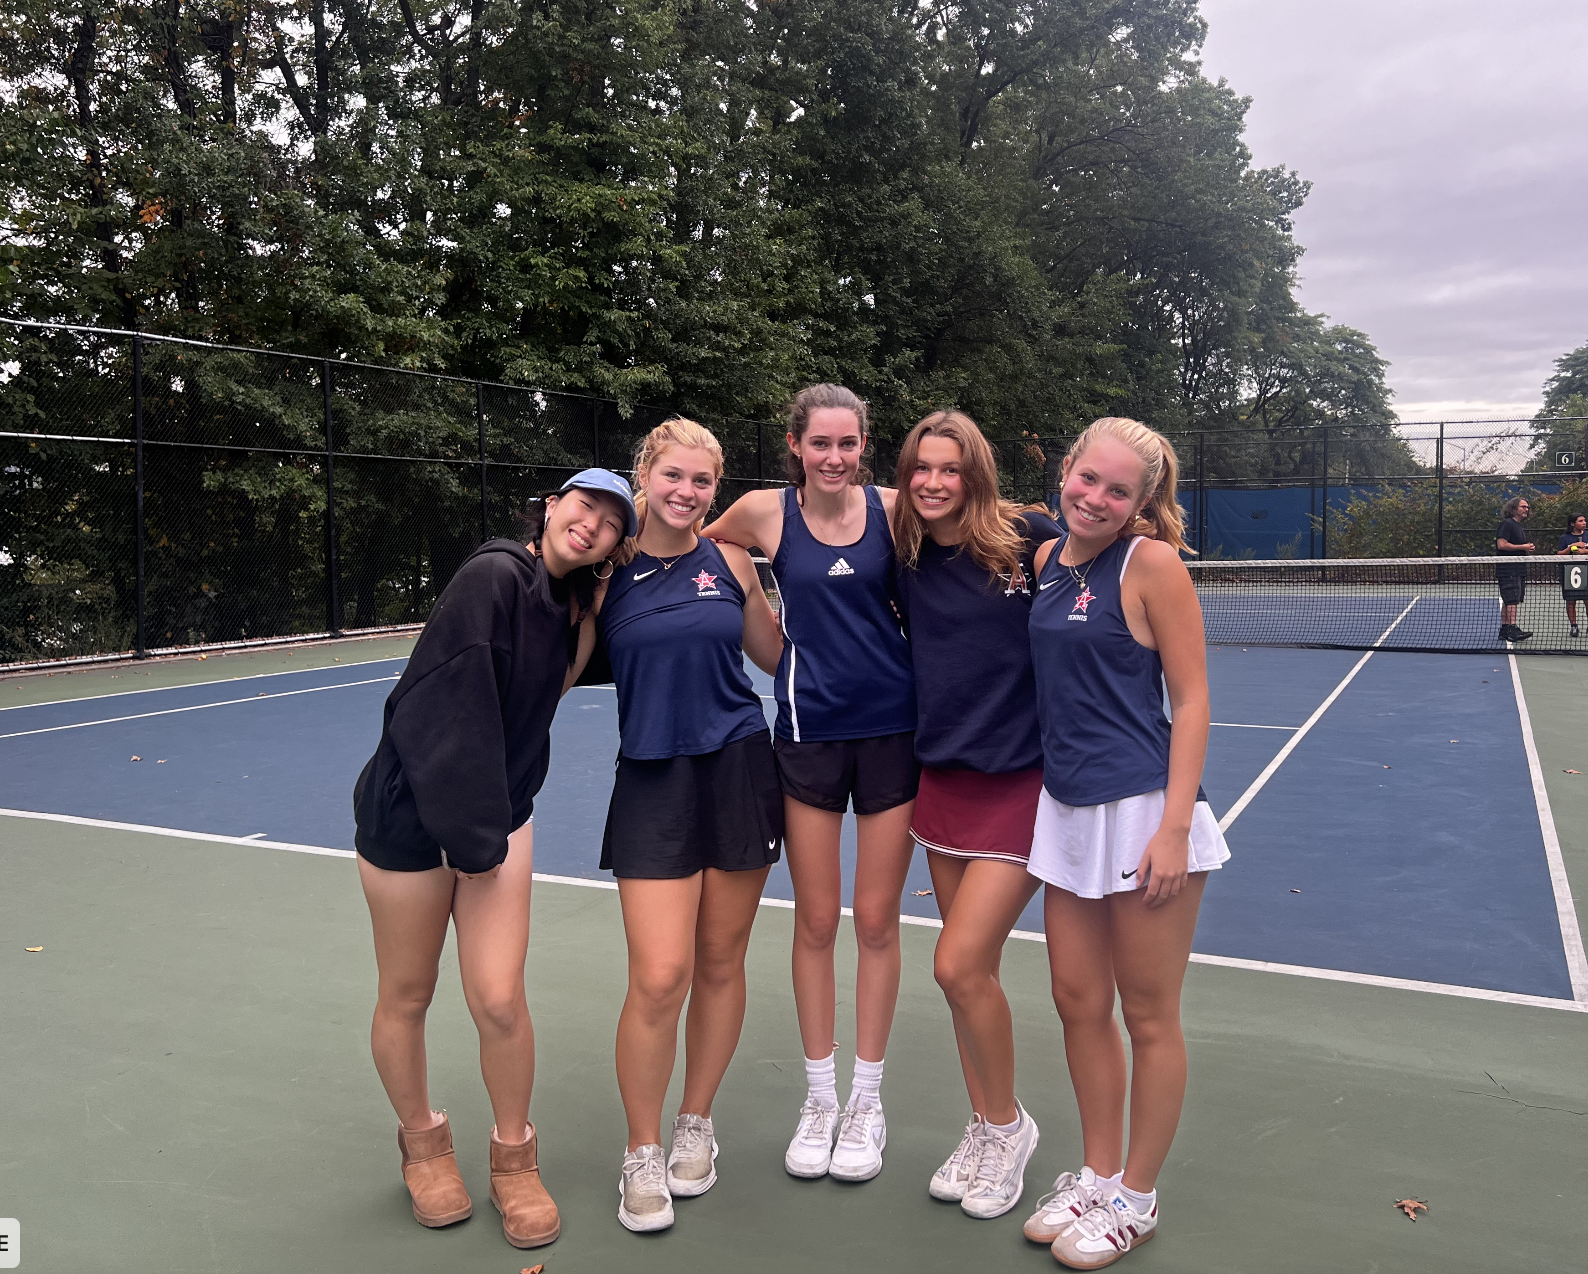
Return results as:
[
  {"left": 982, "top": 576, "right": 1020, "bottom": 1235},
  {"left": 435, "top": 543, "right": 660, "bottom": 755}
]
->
[
  {"left": 633, "top": 569, "right": 657, "bottom": 580},
  {"left": 1039, "top": 579, "right": 1060, "bottom": 589}
]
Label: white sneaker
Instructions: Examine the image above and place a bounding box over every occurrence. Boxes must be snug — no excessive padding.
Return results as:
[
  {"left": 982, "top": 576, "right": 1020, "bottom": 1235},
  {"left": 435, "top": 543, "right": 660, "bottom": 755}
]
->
[
  {"left": 617, "top": 1144, "right": 674, "bottom": 1233},
  {"left": 961, "top": 1103, "right": 1039, "bottom": 1219},
  {"left": 827, "top": 1101, "right": 886, "bottom": 1182},
  {"left": 1050, "top": 1188, "right": 1157, "bottom": 1269},
  {"left": 666, "top": 1113, "right": 718, "bottom": 1197},
  {"left": 1024, "top": 1166, "right": 1106, "bottom": 1243},
  {"left": 784, "top": 1098, "right": 839, "bottom": 1178},
  {"left": 929, "top": 1116, "right": 985, "bottom": 1201}
]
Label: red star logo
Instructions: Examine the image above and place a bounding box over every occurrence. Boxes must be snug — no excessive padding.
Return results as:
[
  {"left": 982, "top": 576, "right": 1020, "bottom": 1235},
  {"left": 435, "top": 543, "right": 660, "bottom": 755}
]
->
[
  {"left": 1071, "top": 586, "right": 1096, "bottom": 613},
  {"left": 692, "top": 570, "right": 717, "bottom": 591}
]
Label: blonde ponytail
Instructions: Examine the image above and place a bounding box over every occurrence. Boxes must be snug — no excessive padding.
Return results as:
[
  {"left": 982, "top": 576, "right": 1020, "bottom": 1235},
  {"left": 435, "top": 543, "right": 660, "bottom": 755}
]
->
[{"left": 1066, "top": 417, "right": 1192, "bottom": 554}]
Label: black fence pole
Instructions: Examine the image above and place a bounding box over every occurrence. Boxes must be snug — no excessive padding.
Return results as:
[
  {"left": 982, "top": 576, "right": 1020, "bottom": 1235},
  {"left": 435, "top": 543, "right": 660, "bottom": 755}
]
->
[
  {"left": 756, "top": 423, "right": 764, "bottom": 485},
  {"left": 1195, "top": 434, "right": 1206, "bottom": 554},
  {"left": 591, "top": 401, "right": 601, "bottom": 468},
  {"left": 476, "top": 382, "right": 489, "bottom": 542},
  {"left": 322, "top": 361, "right": 342, "bottom": 635},
  {"left": 1321, "top": 426, "right": 1330, "bottom": 559},
  {"left": 1435, "top": 422, "right": 1445, "bottom": 557},
  {"left": 132, "top": 333, "right": 147, "bottom": 658}
]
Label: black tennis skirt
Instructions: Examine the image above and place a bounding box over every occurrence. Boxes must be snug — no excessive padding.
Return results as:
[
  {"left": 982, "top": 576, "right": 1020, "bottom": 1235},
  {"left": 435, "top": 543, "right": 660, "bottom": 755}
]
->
[{"left": 600, "top": 729, "right": 785, "bottom": 879}]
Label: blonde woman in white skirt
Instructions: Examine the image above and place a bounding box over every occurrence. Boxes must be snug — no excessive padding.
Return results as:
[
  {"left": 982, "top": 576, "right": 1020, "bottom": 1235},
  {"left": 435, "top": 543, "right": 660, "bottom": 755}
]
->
[{"left": 1020, "top": 418, "right": 1228, "bottom": 1270}]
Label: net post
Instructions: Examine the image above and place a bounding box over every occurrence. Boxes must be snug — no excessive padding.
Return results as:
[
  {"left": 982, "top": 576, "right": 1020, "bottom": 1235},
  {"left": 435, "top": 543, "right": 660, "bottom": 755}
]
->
[
  {"left": 132, "top": 332, "right": 147, "bottom": 659},
  {"left": 1435, "top": 422, "right": 1445, "bottom": 557},
  {"left": 322, "top": 361, "right": 342, "bottom": 636},
  {"left": 476, "top": 381, "right": 489, "bottom": 543},
  {"left": 1321, "top": 426, "right": 1330, "bottom": 560}
]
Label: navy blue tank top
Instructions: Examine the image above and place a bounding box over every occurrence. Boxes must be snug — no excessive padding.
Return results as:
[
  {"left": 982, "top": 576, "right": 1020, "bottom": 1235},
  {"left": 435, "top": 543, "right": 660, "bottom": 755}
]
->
[
  {"left": 599, "top": 539, "right": 767, "bottom": 760},
  {"left": 1029, "top": 535, "right": 1187, "bottom": 806},
  {"left": 770, "top": 485, "right": 916, "bottom": 742}
]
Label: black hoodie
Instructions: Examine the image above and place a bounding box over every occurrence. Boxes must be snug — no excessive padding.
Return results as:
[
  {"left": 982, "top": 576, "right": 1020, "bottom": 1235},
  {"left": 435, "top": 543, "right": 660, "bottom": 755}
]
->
[{"left": 353, "top": 539, "right": 574, "bottom": 874}]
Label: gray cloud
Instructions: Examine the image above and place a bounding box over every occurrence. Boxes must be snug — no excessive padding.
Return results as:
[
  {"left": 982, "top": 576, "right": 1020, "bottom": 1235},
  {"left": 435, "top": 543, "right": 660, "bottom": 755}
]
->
[{"left": 1199, "top": 0, "right": 1588, "bottom": 420}]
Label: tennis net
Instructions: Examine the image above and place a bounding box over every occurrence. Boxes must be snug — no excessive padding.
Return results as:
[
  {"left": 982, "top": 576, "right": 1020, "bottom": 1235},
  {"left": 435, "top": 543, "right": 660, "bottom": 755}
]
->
[{"left": 1188, "top": 556, "right": 1588, "bottom": 654}]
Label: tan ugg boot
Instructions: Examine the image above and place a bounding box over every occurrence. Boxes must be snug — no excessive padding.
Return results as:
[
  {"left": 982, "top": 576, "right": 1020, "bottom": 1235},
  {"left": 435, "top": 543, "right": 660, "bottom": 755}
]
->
[
  {"left": 397, "top": 1114, "right": 473, "bottom": 1227},
  {"left": 489, "top": 1123, "right": 561, "bottom": 1248}
]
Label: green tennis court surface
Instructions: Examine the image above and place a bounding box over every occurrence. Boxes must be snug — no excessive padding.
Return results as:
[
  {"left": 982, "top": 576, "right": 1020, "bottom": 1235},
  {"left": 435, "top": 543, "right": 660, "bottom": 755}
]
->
[{"left": 2, "top": 640, "right": 1585, "bottom": 1271}]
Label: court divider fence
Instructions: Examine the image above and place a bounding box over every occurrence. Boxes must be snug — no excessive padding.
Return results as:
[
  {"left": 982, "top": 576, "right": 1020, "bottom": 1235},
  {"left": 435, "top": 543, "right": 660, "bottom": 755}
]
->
[{"left": 4, "top": 319, "right": 1586, "bottom": 667}]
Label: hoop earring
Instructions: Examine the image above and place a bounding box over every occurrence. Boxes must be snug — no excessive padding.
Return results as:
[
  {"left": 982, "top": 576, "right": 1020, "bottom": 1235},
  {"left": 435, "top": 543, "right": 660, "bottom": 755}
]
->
[{"left": 594, "top": 561, "right": 615, "bottom": 581}]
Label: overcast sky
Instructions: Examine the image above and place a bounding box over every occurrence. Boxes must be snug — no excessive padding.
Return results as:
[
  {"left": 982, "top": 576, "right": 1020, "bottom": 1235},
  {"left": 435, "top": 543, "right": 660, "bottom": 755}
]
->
[{"left": 1198, "top": 0, "right": 1588, "bottom": 421}]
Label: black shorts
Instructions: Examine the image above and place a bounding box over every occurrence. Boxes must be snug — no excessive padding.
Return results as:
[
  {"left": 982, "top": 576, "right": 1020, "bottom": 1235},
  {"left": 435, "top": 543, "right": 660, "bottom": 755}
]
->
[
  {"left": 773, "top": 730, "right": 920, "bottom": 816},
  {"left": 1499, "top": 567, "right": 1527, "bottom": 605},
  {"left": 600, "top": 730, "right": 784, "bottom": 879}
]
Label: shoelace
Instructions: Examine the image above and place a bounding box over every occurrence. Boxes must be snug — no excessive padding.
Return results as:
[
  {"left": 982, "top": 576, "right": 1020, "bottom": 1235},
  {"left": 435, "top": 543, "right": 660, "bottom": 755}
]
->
[
  {"left": 941, "top": 1118, "right": 982, "bottom": 1180},
  {"left": 970, "top": 1124, "right": 1016, "bottom": 1190},
  {"left": 625, "top": 1147, "right": 666, "bottom": 1195},
  {"left": 1070, "top": 1196, "right": 1138, "bottom": 1249},
  {"left": 795, "top": 1099, "right": 836, "bottom": 1146},
  {"left": 673, "top": 1118, "right": 709, "bottom": 1158},
  {"left": 1035, "top": 1170, "right": 1088, "bottom": 1218},
  {"left": 836, "top": 1103, "right": 877, "bottom": 1149}
]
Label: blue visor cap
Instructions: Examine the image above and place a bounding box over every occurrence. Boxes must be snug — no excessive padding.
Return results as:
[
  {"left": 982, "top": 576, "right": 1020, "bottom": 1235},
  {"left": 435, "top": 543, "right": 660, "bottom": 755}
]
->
[{"left": 558, "top": 467, "right": 639, "bottom": 539}]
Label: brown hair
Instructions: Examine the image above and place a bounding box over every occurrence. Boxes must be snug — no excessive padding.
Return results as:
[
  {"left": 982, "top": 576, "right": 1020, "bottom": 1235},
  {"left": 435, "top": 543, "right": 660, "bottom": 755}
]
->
[
  {"left": 891, "top": 410, "right": 1042, "bottom": 578},
  {"left": 631, "top": 416, "right": 724, "bottom": 536},
  {"left": 1501, "top": 496, "right": 1529, "bottom": 519},
  {"left": 785, "top": 382, "right": 873, "bottom": 487},
  {"left": 1064, "top": 417, "right": 1191, "bottom": 554}
]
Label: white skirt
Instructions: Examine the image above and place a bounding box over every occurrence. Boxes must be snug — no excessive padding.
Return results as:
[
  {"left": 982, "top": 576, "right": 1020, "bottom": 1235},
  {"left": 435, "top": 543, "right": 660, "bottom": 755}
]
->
[{"left": 1027, "top": 787, "right": 1230, "bottom": 899}]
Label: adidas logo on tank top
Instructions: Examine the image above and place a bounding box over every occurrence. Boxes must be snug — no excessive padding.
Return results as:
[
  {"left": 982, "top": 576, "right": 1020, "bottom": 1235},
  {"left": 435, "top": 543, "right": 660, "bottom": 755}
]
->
[{"left": 828, "top": 557, "right": 855, "bottom": 576}]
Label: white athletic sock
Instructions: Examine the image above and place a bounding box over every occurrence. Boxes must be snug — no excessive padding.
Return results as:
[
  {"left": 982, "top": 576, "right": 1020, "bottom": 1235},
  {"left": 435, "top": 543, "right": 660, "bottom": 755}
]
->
[
  {"left": 849, "top": 1055, "right": 884, "bottom": 1110},
  {"left": 1118, "top": 1182, "right": 1156, "bottom": 1213},
  {"left": 986, "top": 1113, "right": 1020, "bottom": 1135},
  {"left": 804, "top": 1052, "right": 838, "bottom": 1109},
  {"left": 1089, "top": 1168, "right": 1123, "bottom": 1192}
]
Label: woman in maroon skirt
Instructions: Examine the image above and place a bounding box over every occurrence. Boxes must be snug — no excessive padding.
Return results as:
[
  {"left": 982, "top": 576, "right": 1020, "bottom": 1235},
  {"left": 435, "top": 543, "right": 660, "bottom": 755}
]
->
[{"left": 891, "top": 411, "right": 1060, "bottom": 1221}]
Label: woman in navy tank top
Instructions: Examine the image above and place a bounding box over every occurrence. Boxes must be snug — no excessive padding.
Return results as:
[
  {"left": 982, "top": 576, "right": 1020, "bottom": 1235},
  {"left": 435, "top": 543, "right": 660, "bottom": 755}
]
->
[
  {"left": 704, "top": 384, "right": 917, "bottom": 1184},
  {"left": 596, "top": 419, "right": 785, "bottom": 1234},
  {"left": 1021, "top": 418, "right": 1229, "bottom": 1270},
  {"left": 890, "top": 411, "right": 1059, "bottom": 1219}
]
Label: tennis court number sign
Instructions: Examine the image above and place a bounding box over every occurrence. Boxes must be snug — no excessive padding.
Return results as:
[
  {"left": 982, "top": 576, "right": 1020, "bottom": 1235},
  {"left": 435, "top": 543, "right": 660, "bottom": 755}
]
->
[
  {"left": 0, "top": 1217, "right": 17, "bottom": 1269},
  {"left": 1565, "top": 562, "right": 1588, "bottom": 600}
]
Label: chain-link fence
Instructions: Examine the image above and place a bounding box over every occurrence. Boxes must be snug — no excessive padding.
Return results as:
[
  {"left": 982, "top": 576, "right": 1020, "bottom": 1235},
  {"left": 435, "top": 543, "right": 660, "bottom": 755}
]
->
[
  {"left": 5, "top": 320, "right": 1585, "bottom": 664},
  {"left": 0, "top": 321, "right": 780, "bottom": 666}
]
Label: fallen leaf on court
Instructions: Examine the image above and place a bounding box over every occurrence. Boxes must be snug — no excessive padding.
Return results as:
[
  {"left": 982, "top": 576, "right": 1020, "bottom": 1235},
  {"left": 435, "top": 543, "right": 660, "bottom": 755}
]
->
[
  {"left": 130, "top": 755, "right": 141, "bottom": 761},
  {"left": 197, "top": 654, "right": 207, "bottom": 660},
  {"left": 25, "top": 946, "right": 43, "bottom": 952},
  {"left": 913, "top": 889, "right": 933, "bottom": 896},
  {"left": 1449, "top": 740, "right": 1459, "bottom": 743},
  {"left": 521, "top": 1266, "right": 544, "bottom": 1274},
  {"left": 157, "top": 759, "right": 167, "bottom": 764},
  {"left": 1394, "top": 1198, "right": 1428, "bottom": 1221},
  {"left": 1565, "top": 770, "right": 1581, "bottom": 775},
  {"left": 1383, "top": 765, "right": 1391, "bottom": 769},
  {"left": 1290, "top": 889, "right": 1301, "bottom": 893}
]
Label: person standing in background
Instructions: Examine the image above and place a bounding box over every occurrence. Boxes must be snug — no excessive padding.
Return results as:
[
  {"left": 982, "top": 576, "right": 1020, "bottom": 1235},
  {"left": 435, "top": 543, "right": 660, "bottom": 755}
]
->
[
  {"left": 1496, "top": 497, "right": 1534, "bottom": 643},
  {"left": 1555, "top": 512, "right": 1587, "bottom": 638}
]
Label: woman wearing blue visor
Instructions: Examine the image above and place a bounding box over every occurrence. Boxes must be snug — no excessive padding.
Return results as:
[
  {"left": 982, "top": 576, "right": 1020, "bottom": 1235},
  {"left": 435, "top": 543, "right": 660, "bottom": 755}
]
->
[{"left": 352, "top": 468, "right": 636, "bottom": 1252}]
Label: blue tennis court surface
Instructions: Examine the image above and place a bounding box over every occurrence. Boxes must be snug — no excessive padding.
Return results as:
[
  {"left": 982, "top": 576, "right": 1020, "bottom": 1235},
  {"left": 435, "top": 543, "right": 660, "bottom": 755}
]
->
[{"left": 1, "top": 641, "right": 1578, "bottom": 1003}]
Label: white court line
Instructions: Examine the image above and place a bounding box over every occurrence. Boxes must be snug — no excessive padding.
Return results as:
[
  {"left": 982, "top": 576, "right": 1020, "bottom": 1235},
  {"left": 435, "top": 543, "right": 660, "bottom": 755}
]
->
[
  {"left": 1217, "top": 597, "right": 1421, "bottom": 833},
  {"left": 1508, "top": 654, "right": 1588, "bottom": 1001},
  {"left": 0, "top": 676, "right": 399, "bottom": 741},
  {"left": 4, "top": 806, "right": 1584, "bottom": 1015},
  {"left": 1211, "top": 722, "right": 1297, "bottom": 730},
  {"left": 0, "top": 655, "right": 408, "bottom": 713}
]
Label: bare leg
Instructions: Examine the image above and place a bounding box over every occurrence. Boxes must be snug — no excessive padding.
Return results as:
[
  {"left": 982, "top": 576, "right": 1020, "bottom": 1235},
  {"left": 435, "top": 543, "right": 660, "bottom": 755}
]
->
[
  {"left": 1044, "top": 885, "right": 1125, "bottom": 1177},
  {"left": 615, "top": 874, "right": 702, "bottom": 1150},
  {"left": 850, "top": 802, "right": 916, "bottom": 1062},
  {"left": 926, "top": 852, "right": 982, "bottom": 1113},
  {"left": 1568, "top": 600, "right": 1579, "bottom": 626},
  {"left": 452, "top": 824, "right": 537, "bottom": 1144},
  {"left": 1503, "top": 601, "right": 1518, "bottom": 627},
  {"left": 1111, "top": 873, "right": 1207, "bottom": 1193},
  {"left": 932, "top": 858, "right": 1040, "bottom": 1125},
  {"left": 358, "top": 855, "right": 455, "bottom": 1130},
  {"left": 679, "top": 867, "right": 772, "bottom": 1117},
  {"left": 785, "top": 799, "right": 844, "bottom": 1060}
]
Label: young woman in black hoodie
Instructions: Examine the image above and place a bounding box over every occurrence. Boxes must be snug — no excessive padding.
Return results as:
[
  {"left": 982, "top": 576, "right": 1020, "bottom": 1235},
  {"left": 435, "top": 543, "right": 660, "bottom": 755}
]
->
[{"left": 352, "top": 469, "right": 636, "bottom": 1250}]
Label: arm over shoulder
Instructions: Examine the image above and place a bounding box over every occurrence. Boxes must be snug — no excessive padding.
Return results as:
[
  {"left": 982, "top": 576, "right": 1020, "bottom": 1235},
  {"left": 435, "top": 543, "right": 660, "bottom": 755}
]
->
[{"left": 703, "top": 487, "right": 783, "bottom": 555}]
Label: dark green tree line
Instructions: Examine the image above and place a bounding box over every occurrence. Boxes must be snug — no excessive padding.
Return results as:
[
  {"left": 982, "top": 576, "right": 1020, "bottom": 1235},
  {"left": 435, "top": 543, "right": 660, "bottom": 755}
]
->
[{"left": 3, "top": 0, "right": 1392, "bottom": 439}]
